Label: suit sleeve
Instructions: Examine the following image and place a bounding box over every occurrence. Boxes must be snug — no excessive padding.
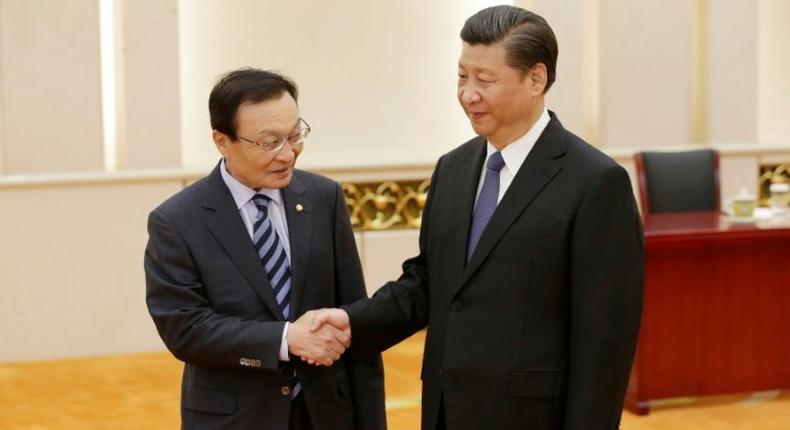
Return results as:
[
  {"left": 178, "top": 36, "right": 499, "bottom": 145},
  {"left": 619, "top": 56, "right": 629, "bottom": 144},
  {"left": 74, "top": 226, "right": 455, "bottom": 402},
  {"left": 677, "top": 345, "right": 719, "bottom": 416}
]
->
[
  {"left": 144, "top": 208, "right": 285, "bottom": 371},
  {"left": 329, "top": 182, "right": 387, "bottom": 430},
  {"left": 564, "top": 165, "right": 644, "bottom": 429},
  {"left": 342, "top": 158, "right": 440, "bottom": 357}
]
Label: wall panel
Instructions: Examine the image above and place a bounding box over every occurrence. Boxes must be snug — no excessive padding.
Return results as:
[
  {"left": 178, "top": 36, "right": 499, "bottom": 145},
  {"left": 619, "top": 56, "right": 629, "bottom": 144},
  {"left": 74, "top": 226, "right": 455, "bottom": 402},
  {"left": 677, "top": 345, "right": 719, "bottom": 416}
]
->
[{"left": 0, "top": 0, "right": 104, "bottom": 174}]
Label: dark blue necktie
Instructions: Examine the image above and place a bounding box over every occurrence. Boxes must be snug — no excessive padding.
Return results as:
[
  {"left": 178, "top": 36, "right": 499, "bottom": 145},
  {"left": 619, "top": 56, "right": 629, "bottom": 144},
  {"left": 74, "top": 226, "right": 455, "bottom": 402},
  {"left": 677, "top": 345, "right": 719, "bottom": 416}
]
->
[
  {"left": 467, "top": 151, "right": 506, "bottom": 261},
  {"left": 251, "top": 194, "right": 301, "bottom": 398}
]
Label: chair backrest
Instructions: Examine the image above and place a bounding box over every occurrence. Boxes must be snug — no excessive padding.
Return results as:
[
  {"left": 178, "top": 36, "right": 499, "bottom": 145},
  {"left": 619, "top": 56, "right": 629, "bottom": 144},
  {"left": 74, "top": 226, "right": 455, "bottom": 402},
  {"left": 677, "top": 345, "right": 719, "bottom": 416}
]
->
[{"left": 634, "top": 149, "right": 720, "bottom": 215}]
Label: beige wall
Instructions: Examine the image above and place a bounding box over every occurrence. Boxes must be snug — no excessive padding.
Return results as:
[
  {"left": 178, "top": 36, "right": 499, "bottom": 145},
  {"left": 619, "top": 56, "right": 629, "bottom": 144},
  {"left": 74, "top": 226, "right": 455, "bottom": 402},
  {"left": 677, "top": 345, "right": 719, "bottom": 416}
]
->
[
  {"left": 178, "top": 0, "right": 505, "bottom": 171},
  {"left": 0, "top": 177, "right": 184, "bottom": 362},
  {"left": 3, "top": 142, "right": 789, "bottom": 362},
  {"left": 521, "top": 0, "right": 774, "bottom": 149},
  {"left": 1, "top": 1, "right": 789, "bottom": 362},
  {"left": 119, "top": 0, "right": 182, "bottom": 170},
  {"left": 530, "top": 0, "right": 585, "bottom": 137},
  {"left": 0, "top": 1, "right": 4, "bottom": 174},
  {"left": 1, "top": 0, "right": 788, "bottom": 174},
  {"left": 600, "top": 0, "right": 694, "bottom": 148},
  {"left": 0, "top": 0, "right": 104, "bottom": 174},
  {"left": 706, "top": 0, "right": 758, "bottom": 144},
  {"left": 758, "top": 0, "right": 790, "bottom": 144},
  {"left": 358, "top": 230, "right": 420, "bottom": 297}
]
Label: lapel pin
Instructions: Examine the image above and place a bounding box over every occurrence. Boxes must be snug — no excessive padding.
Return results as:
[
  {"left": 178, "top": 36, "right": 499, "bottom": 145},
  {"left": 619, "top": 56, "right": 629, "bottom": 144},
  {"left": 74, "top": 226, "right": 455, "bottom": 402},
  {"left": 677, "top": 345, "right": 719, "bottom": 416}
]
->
[{"left": 295, "top": 204, "right": 304, "bottom": 213}]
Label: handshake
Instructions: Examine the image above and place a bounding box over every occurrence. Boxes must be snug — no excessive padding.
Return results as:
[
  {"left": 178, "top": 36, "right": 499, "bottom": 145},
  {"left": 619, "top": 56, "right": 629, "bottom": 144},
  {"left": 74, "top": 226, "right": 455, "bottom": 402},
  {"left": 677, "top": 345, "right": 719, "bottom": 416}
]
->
[{"left": 287, "top": 308, "right": 352, "bottom": 366}]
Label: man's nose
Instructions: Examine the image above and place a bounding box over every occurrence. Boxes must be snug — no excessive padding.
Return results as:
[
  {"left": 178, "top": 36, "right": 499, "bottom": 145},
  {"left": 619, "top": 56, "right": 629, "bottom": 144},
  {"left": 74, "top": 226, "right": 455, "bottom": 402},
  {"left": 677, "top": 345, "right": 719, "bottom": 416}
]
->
[
  {"left": 275, "top": 143, "right": 296, "bottom": 162},
  {"left": 459, "top": 86, "right": 481, "bottom": 105}
]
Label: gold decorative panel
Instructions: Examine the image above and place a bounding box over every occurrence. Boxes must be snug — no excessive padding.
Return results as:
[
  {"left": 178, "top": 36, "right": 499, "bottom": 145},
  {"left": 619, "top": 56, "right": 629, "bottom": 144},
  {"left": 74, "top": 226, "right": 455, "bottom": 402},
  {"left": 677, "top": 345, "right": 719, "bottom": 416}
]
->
[
  {"left": 759, "top": 164, "right": 789, "bottom": 206},
  {"left": 342, "top": 179, "right": 430, "bottom": 231}
]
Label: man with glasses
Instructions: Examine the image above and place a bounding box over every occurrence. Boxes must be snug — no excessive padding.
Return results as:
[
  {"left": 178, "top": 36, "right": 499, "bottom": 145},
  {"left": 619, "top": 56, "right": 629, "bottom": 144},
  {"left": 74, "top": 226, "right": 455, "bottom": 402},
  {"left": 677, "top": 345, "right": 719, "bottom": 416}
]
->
[{"left": 144, "top": 68, "right": 385, "bottom": 430}]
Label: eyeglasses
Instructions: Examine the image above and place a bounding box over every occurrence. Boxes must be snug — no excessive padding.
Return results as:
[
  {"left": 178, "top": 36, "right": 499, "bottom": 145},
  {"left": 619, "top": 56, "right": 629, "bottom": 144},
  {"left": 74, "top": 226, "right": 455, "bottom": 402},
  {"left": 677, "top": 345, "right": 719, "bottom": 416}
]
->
[{"left": 237, "top": 118, "right": 311, "bottom": 152}]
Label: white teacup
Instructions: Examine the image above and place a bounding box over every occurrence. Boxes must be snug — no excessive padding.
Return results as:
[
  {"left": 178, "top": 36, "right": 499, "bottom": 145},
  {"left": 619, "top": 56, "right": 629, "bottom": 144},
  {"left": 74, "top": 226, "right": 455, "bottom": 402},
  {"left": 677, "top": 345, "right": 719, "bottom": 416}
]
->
[
  {"left": 769, "top": 182, "right": 790, "bottom": 215},
  {"left": 728, "top": 187, "right": 756, "bottom": 220},
  {"left": 732, "top": 196, "right": 756, "bottom": 219}
]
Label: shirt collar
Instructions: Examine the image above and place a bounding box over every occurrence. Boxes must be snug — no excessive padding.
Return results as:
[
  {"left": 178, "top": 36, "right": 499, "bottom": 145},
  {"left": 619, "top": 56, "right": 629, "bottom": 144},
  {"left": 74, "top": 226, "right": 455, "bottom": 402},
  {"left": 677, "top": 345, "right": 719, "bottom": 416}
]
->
[
  {"left": 220, "top": 159, "right": 283, "bottom": 209},
  {"left": 485, "top": 107, "right": 550, "bottom": 176}
]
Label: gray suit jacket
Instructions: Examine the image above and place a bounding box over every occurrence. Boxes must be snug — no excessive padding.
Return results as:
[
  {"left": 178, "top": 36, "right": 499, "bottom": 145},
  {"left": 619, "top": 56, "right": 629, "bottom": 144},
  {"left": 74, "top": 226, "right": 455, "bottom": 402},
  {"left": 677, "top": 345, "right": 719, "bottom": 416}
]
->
[{"left": 145, "top": 163, "right": 386, "bottom": 430}]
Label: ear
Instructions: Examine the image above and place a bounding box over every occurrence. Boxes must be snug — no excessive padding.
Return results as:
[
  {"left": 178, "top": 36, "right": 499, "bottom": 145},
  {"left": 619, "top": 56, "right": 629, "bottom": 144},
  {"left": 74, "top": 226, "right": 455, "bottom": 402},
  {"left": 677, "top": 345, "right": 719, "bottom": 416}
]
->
[
  {"left": 212, "top": 130, "right": 230, "bottom": 156},
  {"left": 527, "top": 63, "right": 548, "bottom": 95}
]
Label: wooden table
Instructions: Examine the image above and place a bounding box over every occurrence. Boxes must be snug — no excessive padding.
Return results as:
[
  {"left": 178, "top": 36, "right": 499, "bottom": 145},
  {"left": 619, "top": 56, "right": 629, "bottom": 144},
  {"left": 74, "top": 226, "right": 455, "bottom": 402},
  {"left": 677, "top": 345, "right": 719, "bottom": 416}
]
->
[{"left": 625, "top": 211, "right": 790, "bottom": 415}]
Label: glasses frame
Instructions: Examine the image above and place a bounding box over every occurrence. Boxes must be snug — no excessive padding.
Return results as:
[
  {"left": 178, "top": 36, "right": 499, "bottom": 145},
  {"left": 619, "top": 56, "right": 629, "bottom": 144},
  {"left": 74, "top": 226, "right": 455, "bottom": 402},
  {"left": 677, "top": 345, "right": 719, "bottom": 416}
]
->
[{"left": 237, "top": 118, "right": 311, "bottom": 152}]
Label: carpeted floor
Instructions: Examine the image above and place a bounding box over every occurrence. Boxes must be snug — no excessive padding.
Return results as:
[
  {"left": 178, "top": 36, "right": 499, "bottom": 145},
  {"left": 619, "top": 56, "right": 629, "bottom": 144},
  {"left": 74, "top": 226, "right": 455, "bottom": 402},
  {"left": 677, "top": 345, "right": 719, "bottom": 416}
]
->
[{"left": 1, "top": 331, "right": 788, "bottom": 429}]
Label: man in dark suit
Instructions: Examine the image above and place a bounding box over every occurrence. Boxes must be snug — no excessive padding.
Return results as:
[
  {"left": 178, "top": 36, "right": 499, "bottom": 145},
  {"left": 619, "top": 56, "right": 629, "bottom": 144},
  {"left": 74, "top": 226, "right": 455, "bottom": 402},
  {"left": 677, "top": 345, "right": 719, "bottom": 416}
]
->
[
  {"left": 144, "top": 68, "right": 386, "bottom": 430},
  {"left": 311, "top": 6, "right": 643, "bottom": 429}
]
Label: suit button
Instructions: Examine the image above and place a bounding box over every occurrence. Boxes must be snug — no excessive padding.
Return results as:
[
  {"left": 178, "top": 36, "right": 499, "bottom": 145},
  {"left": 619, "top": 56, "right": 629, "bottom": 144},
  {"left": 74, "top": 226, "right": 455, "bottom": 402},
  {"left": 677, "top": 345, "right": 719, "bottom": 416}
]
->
[
  {"left": 451, "top": 300, "right": 462, "bottom": 311},
  {"left": 281, "top": 386, "right": 291, "bottom": 396}
]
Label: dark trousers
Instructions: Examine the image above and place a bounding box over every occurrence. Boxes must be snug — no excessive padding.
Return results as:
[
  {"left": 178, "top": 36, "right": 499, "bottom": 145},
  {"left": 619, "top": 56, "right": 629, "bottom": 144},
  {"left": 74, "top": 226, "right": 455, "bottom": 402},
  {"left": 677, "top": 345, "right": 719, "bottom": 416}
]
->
[
  {"left": 435, "top": 394, "right": 447, "bottom": 430},
  {"left": 289, "top": 393, "right": 313, "bottom": 430}
]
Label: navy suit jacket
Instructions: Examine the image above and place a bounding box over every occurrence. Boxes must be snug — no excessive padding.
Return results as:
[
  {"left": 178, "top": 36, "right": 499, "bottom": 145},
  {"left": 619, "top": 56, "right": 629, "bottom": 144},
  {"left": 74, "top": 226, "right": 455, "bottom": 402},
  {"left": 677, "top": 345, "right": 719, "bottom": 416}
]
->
[{"left": 145, "top": 163, "right": 386, "bottom": 430}]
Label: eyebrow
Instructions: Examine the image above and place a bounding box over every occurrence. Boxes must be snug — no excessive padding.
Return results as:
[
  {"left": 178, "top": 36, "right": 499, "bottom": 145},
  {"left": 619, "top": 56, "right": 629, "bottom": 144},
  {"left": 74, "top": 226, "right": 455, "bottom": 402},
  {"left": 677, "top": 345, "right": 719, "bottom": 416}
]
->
[
  {"left": 253, "top": 118, "right": 301, "bottom": 136},
  {"left": 458, "top": 63, "right": 496, "bottom": 75}
]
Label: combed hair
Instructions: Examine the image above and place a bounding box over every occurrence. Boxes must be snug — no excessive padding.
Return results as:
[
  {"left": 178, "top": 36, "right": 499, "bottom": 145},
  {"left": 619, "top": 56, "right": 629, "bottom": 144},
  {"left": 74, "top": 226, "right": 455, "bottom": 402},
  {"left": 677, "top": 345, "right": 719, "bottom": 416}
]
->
[
  {"left": 461, "top": 5, "right": 558, "bottom": 92},
  {"left": 209, "top": 68, "right": 298, "bottom": 140}
]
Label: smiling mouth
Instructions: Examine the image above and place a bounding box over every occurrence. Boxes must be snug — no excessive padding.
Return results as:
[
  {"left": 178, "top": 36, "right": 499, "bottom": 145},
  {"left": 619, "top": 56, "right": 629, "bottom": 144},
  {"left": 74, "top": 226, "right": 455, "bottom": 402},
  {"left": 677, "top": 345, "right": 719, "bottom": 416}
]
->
[{"left": 271, "top": 167, "right": 291, "bottom": 177}]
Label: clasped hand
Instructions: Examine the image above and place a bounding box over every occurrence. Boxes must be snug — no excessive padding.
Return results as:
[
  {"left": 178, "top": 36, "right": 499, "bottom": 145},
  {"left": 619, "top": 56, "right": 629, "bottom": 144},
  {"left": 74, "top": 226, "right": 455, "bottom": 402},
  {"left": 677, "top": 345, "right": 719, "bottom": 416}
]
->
[{"left": 287, "top": 308, "right": 351, "bottom": 366}]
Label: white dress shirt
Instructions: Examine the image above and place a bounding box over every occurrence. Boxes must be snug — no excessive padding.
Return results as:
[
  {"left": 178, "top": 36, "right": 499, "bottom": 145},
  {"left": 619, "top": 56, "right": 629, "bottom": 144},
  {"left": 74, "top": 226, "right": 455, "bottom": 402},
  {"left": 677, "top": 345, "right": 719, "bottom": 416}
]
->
[
  {"left": 474, "top": 108, "right": 551, "bottom": 205},
  {"left": 220, "top": 159, "right": 291, "bottom": 361}
]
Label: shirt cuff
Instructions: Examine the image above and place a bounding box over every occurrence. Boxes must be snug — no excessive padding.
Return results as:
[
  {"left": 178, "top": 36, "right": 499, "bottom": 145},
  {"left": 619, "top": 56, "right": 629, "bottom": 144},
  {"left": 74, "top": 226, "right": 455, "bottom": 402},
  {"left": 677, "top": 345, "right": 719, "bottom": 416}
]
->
[{"left": 279, "top": 322, "right": 290, "bottom": 361}]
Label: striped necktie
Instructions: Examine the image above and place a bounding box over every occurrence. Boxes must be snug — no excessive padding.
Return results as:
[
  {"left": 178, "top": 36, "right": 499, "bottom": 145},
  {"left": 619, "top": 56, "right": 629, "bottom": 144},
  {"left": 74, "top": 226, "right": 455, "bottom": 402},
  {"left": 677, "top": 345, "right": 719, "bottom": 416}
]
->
[
  {"left": 252, "top": 194, "right": 292, "bottom": 319},
  {"left": 251, "top": 194, "right": 301, "bottom": 398}
]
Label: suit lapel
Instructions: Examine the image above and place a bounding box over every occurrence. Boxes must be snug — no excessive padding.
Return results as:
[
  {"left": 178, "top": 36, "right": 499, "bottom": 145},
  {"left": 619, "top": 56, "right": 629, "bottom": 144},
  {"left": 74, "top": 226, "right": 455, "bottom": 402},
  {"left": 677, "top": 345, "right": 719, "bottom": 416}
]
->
[
  {"left": 203, "top": 164, "right": 285, "bottom": 320},
  {"left": 281, "top": 175, "right": 311, "bottom": 319},
  {"left": 457, "top": 114, "right": 568, "bottom": 293}
]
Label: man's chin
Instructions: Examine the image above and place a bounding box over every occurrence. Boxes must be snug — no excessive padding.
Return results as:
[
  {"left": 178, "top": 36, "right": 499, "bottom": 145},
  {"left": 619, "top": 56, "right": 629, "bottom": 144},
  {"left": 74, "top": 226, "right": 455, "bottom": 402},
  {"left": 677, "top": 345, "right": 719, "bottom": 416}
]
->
[{"left": 469, "top": 123, "right": 491, "bottom": 138}]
